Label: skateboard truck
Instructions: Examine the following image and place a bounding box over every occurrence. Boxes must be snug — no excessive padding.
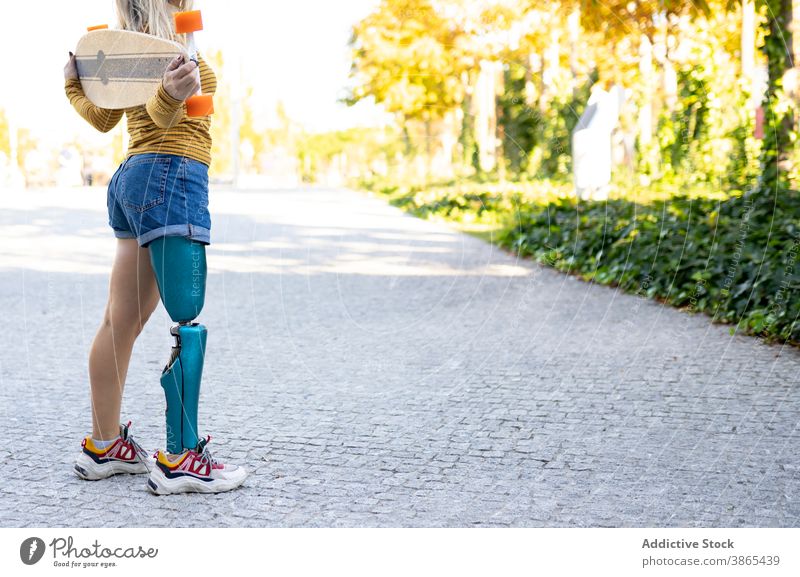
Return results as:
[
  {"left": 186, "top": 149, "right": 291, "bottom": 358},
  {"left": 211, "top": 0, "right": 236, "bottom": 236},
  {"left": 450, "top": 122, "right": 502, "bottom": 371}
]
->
[{"left": 174, "top": 10, "right": 214, "bottom": 117}]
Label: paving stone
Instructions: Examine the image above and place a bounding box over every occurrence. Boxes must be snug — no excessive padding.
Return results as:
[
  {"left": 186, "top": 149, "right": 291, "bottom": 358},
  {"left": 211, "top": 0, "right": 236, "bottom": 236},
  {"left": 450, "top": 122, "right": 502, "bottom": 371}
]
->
[{"left": 0, "top": 186, "right": 797, "bottom": 527}]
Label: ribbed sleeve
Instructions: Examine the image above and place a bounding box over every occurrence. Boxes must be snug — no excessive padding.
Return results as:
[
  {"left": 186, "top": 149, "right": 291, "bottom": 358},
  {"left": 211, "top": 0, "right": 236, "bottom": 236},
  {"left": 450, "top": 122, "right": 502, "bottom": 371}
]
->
[
  {"left": 145, "top": 82, "right": 185, "bottom": 128},
  {"left": 64, "top": 78, "right": 124, "bottom": 133}
]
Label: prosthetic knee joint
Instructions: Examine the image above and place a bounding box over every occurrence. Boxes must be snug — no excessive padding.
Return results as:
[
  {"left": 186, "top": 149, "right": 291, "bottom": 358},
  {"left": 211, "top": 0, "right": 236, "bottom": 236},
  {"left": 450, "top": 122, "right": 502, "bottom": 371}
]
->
[{"left": 149, "top": 236, "right": 207, "bottom": 455}]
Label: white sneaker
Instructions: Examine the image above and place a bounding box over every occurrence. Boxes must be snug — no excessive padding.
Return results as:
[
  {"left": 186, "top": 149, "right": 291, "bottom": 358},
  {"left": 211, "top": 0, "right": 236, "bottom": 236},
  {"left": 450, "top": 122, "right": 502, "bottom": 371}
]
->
[
  {"left": 74, "top": 421, "right": 151, "bottom": 480},
  {"left": 146, "top": 435, "right": 248, "bottom": 495}
]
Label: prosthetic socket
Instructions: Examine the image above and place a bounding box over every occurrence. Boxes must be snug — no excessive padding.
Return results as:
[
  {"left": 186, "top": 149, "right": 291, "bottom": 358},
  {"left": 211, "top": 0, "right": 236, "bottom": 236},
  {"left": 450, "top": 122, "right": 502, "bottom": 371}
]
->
[{"left": 148, "top": 236, "right": 207, "bottom": 455}]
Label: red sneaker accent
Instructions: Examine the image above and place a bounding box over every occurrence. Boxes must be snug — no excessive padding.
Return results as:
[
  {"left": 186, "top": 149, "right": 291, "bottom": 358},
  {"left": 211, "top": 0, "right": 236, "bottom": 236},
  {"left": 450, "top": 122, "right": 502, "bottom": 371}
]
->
[{"left": 75, "top": 422, "right": 150, "bottom": 480}]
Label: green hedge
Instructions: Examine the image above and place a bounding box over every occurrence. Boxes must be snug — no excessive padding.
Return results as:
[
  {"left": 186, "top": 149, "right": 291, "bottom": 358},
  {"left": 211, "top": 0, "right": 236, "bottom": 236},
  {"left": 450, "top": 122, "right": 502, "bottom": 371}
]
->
[{"left": 378, "top": 184, "right": 800, "bottom": 343}]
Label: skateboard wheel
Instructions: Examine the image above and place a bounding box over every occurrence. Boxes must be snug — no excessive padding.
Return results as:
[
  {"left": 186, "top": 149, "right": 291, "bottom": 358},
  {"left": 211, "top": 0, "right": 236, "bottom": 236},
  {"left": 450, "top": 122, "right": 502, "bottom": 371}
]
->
[
  {"left": 87, "top": 24, "right": 108, "bottom": 31},
  {"left": 186, "top": 94, "right": 213, "bottom": 117},
  {"left": 174, "top": 10, "right": 203, "bottom": 34}
]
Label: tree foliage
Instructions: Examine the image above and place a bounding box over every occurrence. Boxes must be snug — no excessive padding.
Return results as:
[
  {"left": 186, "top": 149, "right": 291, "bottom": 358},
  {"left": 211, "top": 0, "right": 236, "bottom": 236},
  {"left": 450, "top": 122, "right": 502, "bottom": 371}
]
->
[
  {"left": 346, "top": 0, "right": 797, "bottom": 195},
  {"left": 346, "top": 0, "right": 466, "bottom": 123}
]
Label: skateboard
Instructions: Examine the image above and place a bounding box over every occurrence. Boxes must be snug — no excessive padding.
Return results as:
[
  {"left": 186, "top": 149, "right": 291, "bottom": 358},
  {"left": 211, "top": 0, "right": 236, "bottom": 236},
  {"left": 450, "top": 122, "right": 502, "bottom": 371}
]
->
[{"left": 75, "top": 11, "right": 213, "bottom": 116}]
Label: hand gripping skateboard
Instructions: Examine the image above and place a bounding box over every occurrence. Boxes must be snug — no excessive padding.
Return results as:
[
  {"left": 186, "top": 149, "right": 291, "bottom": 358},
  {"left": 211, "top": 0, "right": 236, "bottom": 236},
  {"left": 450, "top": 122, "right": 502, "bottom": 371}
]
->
[
  {"left": 173, "top": 10, "right": 214, "bottom": 116},
  {"left": 75, "top": 11, "right": 213, "bottom": 117}
]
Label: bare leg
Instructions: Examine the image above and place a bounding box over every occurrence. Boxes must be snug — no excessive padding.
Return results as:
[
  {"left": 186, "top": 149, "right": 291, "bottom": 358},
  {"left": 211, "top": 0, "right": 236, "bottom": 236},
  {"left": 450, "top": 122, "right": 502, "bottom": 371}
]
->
[{"left": 88, "top": 238, "right": 161, "bottom": 440}]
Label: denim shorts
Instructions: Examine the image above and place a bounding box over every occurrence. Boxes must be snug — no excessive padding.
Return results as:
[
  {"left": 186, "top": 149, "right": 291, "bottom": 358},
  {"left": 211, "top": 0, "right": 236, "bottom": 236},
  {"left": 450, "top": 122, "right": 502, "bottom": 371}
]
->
[{"left": 107, "top": 153, "right": 211, "bottom": 247}]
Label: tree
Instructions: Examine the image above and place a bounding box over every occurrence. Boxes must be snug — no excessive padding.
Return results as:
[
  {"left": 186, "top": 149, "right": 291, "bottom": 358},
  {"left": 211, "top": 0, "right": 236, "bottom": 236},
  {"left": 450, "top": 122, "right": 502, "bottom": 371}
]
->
[
  {"left": 239, "top": 87, "right": 267, "bottom": 172},
  {"left": 756, "top": 0, "right": 795, "bottom": 191},
  {"left": 0, "top": 108, "right": 9, "bottom": 157},
  {"left": 346, "top": 0, "right": 467, "bottom": 177}
]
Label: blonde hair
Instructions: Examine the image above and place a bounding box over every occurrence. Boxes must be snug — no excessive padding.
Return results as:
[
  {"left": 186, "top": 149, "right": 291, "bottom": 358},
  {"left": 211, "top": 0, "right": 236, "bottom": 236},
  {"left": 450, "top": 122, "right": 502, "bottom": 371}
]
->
[{"left": 115, "top": 0, "right": 194, "bottom": 43}]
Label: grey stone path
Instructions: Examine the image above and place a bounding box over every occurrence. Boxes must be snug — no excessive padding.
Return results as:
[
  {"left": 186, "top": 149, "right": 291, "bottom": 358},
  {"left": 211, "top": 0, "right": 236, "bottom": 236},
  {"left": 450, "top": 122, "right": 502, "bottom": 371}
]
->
[{"left": 0, "top": 185, "right": 797, "bottom": 527}]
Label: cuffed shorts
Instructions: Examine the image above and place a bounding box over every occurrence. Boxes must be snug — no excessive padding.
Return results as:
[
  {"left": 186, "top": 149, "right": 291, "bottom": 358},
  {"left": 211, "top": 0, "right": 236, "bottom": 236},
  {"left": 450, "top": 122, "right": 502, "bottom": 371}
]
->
[{"left": 107, "top": 153, "right": 211, "bottom": 247}]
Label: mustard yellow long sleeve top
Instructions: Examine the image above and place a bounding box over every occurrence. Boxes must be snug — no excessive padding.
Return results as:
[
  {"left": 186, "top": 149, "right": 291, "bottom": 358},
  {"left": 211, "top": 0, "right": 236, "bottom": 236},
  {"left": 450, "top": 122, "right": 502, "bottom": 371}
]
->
[{"left": 64, "top": 55, "right": 217, "bottom": 167}]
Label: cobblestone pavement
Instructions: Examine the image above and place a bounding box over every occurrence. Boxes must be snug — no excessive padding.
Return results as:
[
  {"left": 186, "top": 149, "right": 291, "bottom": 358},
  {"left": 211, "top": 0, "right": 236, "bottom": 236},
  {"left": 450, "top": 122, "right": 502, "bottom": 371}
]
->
[{"left": 0, "top": 185, "right": 798, "bottom": 528}]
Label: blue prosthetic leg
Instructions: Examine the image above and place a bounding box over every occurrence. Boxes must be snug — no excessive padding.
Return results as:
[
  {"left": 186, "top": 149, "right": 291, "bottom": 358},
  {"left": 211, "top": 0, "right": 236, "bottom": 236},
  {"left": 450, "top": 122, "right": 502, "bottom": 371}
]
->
[{"left": 148, "top": 236, "right": 208, "bottom": 455}]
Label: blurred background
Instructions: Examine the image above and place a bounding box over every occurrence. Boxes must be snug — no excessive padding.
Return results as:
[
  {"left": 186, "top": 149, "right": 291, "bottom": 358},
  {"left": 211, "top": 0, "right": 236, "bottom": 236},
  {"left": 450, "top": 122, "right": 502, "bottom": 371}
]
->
[
  {"left": 0, "top": 0, "right": 387, "bottom": 188},
  {"left": 0, "top": 0, "right": 789, "bottom": 197}
]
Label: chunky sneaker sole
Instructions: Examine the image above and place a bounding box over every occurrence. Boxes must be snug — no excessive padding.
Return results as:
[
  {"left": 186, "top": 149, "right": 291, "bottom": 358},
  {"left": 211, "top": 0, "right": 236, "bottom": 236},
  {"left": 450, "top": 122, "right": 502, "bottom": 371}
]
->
[
  {"left": 146, "top": 435, "right": 248, "bottom": 495},
  {"left": 74, "top": 452, "right": 149, "bottom": 480},
  {"left": 146, "top": 465, "right": 248, "bottom": 495},
  {"left": 74, "top": 421, "right": 151, "bottom": 481}
]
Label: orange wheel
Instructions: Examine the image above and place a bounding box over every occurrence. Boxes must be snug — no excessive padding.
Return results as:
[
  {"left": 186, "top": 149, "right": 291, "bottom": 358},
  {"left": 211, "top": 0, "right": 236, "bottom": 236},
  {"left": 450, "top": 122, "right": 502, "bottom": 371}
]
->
[
  {"left": 174, "top": 10, "right": 203, "bottom": 34},
  {"left": 186, "top": 94, "right": 214, "bottom": 117},
  {"left": 87, "top": 24, "right": 108, "bottom": 31}
]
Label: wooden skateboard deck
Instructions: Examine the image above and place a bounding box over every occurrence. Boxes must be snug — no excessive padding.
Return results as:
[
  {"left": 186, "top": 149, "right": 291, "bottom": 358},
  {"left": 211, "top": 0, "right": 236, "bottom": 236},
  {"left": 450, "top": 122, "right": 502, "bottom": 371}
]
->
[{"left": 75, "top": 29, "right": 186, "bottom": 109}]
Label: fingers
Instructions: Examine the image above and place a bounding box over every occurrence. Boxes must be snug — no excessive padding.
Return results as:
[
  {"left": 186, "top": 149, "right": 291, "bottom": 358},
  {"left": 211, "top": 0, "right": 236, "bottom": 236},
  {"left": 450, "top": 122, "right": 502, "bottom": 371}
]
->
[
  {"left": 166, "top": 54, "right": 184, "bottom": 72},
  {"left": 65, "top": 51, "right": 79, "bottom": 79},
  {"left": 171, "top": 67, "right": 199, "bottom": 88},
  {"left": 162, "top": 54, "right": 200, "bottom": 100},
  {"left": 171, "top": 59, "right": 198, "bottom": 80}
]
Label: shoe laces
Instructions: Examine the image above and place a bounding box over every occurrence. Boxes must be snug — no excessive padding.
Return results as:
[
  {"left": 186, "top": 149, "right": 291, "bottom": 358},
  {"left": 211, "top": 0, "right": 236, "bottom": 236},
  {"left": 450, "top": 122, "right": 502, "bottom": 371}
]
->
[
  {"left": 121, "top": 421, "right": 151, "bottom": 471},
  {"left": 196, "top": 435, "right": 218, "bottom": 468}
]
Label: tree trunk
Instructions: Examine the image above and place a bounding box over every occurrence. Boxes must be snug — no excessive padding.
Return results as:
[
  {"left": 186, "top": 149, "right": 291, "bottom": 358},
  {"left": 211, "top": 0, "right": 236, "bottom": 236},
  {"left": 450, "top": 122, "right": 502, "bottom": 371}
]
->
[
  {"left": 541, "top": 28, "right": 560, "bottom": 110},
  {"left": 568, "top": 8, "right": 580, "bottom": 96},
  {"left": 495, "top": 64, "right": 505, "bottom": 182},
  {"left": 638, "top": 34, "right": 653, "bottom": 149},
  {"left": 424, "top": 116, "right": 432, "bottom": 183},
  {"left": 759, "top": 0, "right": 795, "bottom": 189},
  {"left": 475, "top": 59, "right": 498, "bottom": 173},
  {"left": 742, "top": 0, "right": 756, "bottom": 105}
]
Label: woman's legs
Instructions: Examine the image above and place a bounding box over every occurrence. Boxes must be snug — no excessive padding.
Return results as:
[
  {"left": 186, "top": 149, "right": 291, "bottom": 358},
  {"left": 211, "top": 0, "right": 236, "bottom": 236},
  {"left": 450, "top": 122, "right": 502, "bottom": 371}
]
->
[{"left": 88, "top": 238, "right": 161, "bottom": 440}]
